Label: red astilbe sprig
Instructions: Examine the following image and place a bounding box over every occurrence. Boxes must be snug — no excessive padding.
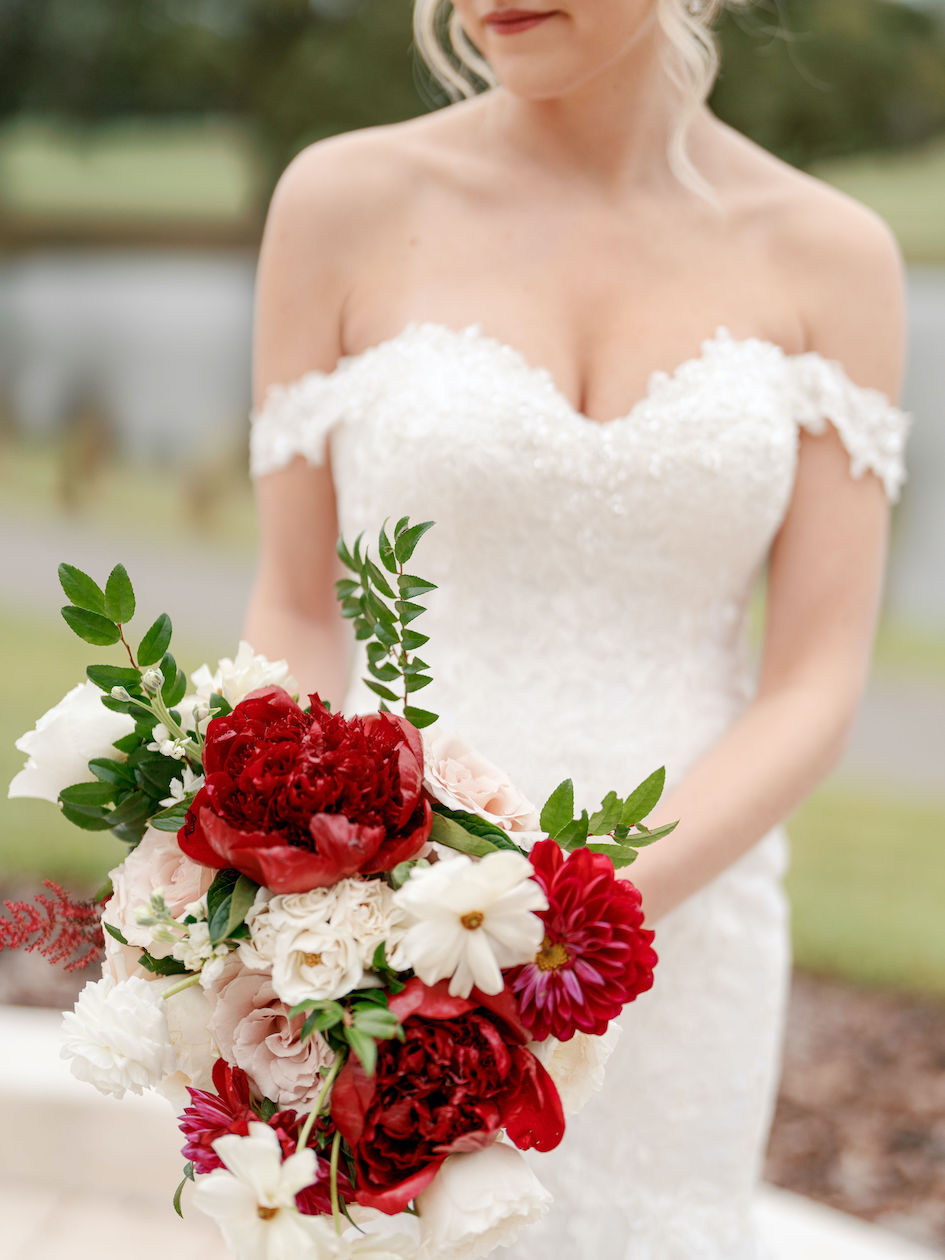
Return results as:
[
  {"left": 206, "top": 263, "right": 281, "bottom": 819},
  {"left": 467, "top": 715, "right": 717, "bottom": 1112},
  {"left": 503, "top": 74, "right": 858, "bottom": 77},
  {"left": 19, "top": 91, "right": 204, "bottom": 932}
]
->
[{"left": 0, "top": 881, "right": 104, "bottom": 972}]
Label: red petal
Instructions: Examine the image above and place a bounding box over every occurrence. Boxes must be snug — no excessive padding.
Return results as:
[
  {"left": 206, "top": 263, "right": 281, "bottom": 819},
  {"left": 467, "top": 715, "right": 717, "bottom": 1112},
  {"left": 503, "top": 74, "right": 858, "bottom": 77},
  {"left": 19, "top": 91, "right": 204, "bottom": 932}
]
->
[
  {"left": 503, "top": 1047, "right": 565, "bottom": 1153},
  {"left": 330, "top": 1056, "right": 376, "bottom": 1149}
]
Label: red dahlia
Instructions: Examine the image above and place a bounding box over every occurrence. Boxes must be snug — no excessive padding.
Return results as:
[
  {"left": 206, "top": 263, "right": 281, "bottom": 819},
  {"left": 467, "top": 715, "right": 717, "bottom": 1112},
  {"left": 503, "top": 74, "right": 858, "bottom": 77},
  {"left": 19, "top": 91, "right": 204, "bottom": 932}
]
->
[
  {"left": 506, "top": 839, "right": 658, "bottom": 1042},
  {"left": 331, "top": 977, "right": 564, "bottom": 1214},
  {"left": 180, "top": 1058, "right": 351, "bottom": 1214},
  {"left": 178, "top": 686, "right": 431, "bottom": 893}
]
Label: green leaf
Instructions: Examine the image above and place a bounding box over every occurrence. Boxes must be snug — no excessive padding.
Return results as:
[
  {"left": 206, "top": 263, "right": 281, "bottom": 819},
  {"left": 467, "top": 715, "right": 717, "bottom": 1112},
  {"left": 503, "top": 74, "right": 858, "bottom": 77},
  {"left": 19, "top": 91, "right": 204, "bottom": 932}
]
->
[
  {"left": 397, "top": 574, "right": 438, "bottom": 600},
  {"left": 60, "top": 781, "right": 116, "bottom": 807},
  {"left": 207, "top": 692, "right": 232, "bottom": 719},
  {"left": 224, "top": 875, "right": 259, "bottom": 940},
  {"left": 138, "top": 951, "right": 188, "bottom": 976},
  {"left": 540, "top": 779, "right": 574, "bottom": 838},
  {"left": 404, "top": 673, "right": 433, "bottom": 693},
  {"left": 59, "top": 802, "right": 113, "bottom": 831},
  {"left": 620, "top": 767, "right": 666, "bottom": 827},
  {"left": 107, "top": 792, "right": 152, "bottom": 828},
  {"left": 111, "top": 732, "right": 141, "bottom": 755},
  {"left": 378, "top": 523, "right": 397, "bottom": 574},
  {"left": 61, "top": 605, "right": 120, "bottom": 646},
  {"left": 345, "top": 1027, "right": 378, "bottom": 1077},
  {"left": 394, "top": 600, "right": 426, "bottom": 625},
  {"left": 364, "top": 679, "right": 400, "bottom": 703},
  {"left": 368, "top": 661, "right": 400, "bottom": 683},
  {"left": 401, "top": 629, "right": 429, "bottom": 652},
  {"left": 148, "top": 799, "right": 193, "bottom": 833},
  {"left": 372, "top": 621, "right": 399, "bottom": 648},
  {"left": 255, "top": 1098, "right": 278, "bottom": 1122},
  {"left": 172, "top": 1163, "right": 195, "bottom": 1219},
  {"left": 585, "top": 844, "right": 638, "bottom": 869},
  {"left": 365, "top": 560, "right": 396, "bottom": 600},
  {"left": 588, "top": 790, "right": 623, "bottom": 837},
  {"left": 86, "top": 664, "right": 142, "bottom": 692},
  {"left": 556, "top": 810, "right": 590, "bottom": 851},
  {"left": 432, "top": 807, "right": 526, "bottom": 853},
  {"left": 629, "top": 819, "right": 679, "bottom": 845},
  {"left": 103, "top": 921, "right": 128, "bottom": 945},
  {"left": 352, "top": 1009, "right": 402, "bottom": 1040},
  {"left": 393, "top": 516, "right": 410, "bottom": 537},
  {"left": 429, "top": 811, "right": 499, "bottom": 858},
  {"left": 334, "top": 578, "right": 359, "bottom": 598},
  {"left": 403, "top": 704, "right": 438, "bottom": 729},
  {"left": 88, "top": 757, "right": 136, "bottom": 789},
  {"left": 393, "top": 520, "right": 435, "bottom": 565},
  {"left": 137, "top": 613, "right": 172, "bottom": 666},
  {"left": 104, "top": 563, "right": 135, "bottom": 623},
  {"left": 58, "top": 563, "right": 106, "bottom": 615}
]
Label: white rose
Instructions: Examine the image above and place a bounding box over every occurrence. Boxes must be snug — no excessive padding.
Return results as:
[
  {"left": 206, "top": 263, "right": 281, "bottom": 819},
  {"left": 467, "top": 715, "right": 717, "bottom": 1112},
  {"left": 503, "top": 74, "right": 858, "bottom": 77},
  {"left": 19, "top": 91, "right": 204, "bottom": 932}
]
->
[
  {"left": 271, "top": 920, "right": 366, "bottom": 1005},
  {"left": 237, "top": 888, "right": 277, "bottom": 972},
  {"left": 9, "top": 680, "right": 135, "bottom": 803},
  {"left": 60, "top": 974, "right": 176, "bottom": 1099},
  {"left": 529, "top": 1021, "right": 622, "bottom": 1117},
  {"left": 190, "top": 640, "right": 298, "bottom": 709},
  {"left": 421, "top": 728, "right": 540, "bottom": 833},
  {"left": 416, "top": 1142, "right": 552, "bottom": 1259}
]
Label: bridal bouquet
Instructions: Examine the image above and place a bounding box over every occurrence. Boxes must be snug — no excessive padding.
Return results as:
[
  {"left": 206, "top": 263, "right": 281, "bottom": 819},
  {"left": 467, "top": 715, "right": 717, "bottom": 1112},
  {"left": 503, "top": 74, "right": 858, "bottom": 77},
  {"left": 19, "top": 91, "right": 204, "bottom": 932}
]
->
[{"left": 5, "top": 517, "right": 672, "bottom": 1260}]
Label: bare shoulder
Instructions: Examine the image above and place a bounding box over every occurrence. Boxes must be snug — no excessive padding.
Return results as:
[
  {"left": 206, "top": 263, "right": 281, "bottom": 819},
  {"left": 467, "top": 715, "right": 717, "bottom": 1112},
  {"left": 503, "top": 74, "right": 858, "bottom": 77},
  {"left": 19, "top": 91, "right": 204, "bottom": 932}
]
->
[{"left": 713, "top": 121, "right": 907, "bottom": 397}]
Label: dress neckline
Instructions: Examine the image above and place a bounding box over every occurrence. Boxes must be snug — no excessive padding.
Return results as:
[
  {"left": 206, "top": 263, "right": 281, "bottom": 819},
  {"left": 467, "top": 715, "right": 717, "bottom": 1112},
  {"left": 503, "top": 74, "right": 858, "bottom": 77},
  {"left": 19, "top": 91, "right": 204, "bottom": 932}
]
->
[{"left": 329, "top": 320, "right": 788, "bottom": 429}]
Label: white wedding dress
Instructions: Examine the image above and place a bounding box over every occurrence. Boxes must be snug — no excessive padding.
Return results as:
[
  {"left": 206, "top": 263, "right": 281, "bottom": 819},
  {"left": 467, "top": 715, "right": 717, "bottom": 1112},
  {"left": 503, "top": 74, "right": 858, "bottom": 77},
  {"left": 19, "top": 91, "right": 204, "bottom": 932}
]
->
[{"left": 249, "top": 320, "right": 913, "bottom": 1259}]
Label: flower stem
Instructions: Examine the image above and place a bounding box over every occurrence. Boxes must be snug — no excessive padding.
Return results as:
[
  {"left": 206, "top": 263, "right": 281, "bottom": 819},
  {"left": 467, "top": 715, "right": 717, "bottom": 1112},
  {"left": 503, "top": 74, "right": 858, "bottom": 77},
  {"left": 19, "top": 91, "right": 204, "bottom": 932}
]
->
[
  {"left": 160, "top": 972, "right": 201, "bottom": 999},
  {"left": 329, "top": 1131, "right": 342, "bottom": 1235},
  {"left": 296, "top": 1052, "right": 343, "bottom": 1150},
  {"left": 118, "top": 626, "right": 138, "bottom": 671}
]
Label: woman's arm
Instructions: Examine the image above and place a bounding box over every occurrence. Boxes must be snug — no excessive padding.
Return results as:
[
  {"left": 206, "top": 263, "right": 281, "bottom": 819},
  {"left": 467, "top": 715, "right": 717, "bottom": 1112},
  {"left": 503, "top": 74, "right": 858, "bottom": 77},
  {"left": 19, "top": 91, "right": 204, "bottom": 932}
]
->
[
  {"left": 242, "top": 136, "right": 389, "bottom": 706},
  {"left": 626, "top": 197, "right": 909, "bottom": 925}
]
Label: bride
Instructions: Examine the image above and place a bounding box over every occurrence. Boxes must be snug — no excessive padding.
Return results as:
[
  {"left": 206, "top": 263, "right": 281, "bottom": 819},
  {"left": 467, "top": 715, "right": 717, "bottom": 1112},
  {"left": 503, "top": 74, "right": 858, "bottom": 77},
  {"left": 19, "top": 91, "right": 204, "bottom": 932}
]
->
[{"left": 242, "top": 1, "right": 913, "bottom": 1256}]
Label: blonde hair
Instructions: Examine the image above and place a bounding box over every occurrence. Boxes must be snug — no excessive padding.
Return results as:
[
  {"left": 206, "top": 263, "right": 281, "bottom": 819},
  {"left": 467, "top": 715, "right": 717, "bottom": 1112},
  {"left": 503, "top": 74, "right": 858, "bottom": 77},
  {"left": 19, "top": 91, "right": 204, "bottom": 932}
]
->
[{"left": 411, "top": 0, "right": 754, "bottom": 208}]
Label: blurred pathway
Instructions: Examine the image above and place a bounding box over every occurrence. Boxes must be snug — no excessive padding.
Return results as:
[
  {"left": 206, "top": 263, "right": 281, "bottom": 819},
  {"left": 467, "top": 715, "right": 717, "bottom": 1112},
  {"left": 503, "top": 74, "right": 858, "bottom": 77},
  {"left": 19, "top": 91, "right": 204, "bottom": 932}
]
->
[{"left": 2, "top": 511, "right": 943, "bottom": 796}]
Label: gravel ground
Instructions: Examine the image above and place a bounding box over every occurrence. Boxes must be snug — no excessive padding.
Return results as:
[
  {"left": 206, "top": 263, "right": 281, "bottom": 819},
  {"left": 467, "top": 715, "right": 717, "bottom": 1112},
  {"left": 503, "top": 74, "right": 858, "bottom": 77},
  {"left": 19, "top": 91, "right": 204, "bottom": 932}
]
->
[{"left": 2, "top": 905, "right": 943, "bottom": 1254}]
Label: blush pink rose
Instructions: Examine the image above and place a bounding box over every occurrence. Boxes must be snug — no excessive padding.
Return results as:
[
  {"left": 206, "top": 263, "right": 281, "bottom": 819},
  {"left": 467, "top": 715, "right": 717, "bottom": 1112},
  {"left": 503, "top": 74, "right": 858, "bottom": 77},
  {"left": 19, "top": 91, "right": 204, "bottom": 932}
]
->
[
  {"left": 103, "top": 826, "right": 215, "bottom": 951},
  {"left": 421, "top": 730, "right": 540, "bottom": 833},
  {"left": 208, "top": 966, "right": 336, "bottom": 1107}
]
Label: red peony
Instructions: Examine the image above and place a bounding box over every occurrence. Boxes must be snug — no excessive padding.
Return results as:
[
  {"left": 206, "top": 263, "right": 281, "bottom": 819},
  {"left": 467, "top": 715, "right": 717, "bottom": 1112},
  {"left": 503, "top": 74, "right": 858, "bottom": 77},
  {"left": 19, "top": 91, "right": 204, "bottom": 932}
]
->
[
  {"left": 506, "top": 839, "right": 658, "bottom": 1042},
  {"left": 180, "top": 1058, "right": 351, "bottom": 1214},
  {"left": 178, "top": 686, "right": 431, "bottom": 893},
  {"left": 330, "top": 977, "right": 565, "bottom": 1214}
]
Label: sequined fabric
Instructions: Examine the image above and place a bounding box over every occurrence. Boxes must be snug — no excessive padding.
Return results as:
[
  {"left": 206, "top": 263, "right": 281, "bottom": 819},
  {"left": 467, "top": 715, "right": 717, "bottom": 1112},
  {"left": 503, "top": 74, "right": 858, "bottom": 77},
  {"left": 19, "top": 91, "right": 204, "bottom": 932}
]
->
[{"left": 249, "top": 320, "right": 913, "bottom": 1258}]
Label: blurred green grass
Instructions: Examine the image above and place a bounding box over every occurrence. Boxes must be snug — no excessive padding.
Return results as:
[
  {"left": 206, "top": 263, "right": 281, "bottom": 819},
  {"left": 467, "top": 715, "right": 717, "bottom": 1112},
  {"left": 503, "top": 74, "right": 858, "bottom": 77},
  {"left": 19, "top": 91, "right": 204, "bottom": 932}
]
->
[
  {"left": 1, "top": 116, "right": 944, "bottom": 262},
  {"left": 2, "top": 608, "right": 944, "bottom": 997},
  {"left": 786, "top": 783, "right": 945, "bottom": 997}
]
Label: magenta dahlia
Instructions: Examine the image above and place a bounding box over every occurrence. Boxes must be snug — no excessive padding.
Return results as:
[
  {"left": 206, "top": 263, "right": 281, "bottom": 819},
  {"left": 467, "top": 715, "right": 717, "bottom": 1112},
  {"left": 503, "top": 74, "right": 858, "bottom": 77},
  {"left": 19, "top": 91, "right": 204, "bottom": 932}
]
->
[{"left": 506, "top": 839, "right": 658, "bottom": 1042}]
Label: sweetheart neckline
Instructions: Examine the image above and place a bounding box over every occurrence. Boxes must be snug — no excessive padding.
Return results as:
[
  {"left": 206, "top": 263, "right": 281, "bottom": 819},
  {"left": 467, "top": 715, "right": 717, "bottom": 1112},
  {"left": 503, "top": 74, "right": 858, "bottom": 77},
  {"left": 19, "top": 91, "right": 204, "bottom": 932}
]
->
[
  {"left": 255, "top": 317, "right": 907, "bottom": 434},
  {"left": 330, "top": 320, "right": 792, "bottom": 429}
]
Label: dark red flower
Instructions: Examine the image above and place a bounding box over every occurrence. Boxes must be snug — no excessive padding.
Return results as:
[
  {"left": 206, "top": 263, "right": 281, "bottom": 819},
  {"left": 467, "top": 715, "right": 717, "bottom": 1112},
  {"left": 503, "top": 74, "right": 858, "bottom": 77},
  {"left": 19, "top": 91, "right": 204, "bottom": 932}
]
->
[
  {"left": 178, "top": 687, "right": 431, "bottom": 893},
  {"left": 179, "top": 1057, "right": 351, "bottom": 1214},
  {"left": 506, "top": 839, "right": 658, "bottom": 1041},
  {"left": 330, "top": 977, "right": 564, "bottom": 1214}
]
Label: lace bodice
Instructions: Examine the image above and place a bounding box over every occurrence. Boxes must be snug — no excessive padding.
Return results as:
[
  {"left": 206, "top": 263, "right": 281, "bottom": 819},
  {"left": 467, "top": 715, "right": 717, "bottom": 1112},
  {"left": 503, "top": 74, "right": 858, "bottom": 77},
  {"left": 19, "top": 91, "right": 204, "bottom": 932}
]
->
[{"left": 248, "top": 319, "right": 913, "bottom": 1259}]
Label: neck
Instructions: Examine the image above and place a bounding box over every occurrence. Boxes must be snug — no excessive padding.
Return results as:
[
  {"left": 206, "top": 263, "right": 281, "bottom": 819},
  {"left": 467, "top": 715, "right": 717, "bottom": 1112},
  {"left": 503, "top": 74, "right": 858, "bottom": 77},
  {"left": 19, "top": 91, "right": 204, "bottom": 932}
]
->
[{"left": 480, "top": 17, "right": 700, "bottom": 196}]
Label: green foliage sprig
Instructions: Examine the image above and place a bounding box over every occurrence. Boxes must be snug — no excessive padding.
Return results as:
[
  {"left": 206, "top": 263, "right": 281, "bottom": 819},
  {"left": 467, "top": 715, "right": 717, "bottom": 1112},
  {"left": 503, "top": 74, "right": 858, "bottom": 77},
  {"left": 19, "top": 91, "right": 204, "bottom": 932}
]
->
[
  {"left": 538, "top": 767, "right": 678, "bottom": 869},
  {"left": 335, "top": 517, "right": 439, "bottom": 730},
  {"left": 55, "top": 560, "right": 213, "bottom": 847},
  {"left": 291, "top": 981, "right": 405, "bottom": 1078}
]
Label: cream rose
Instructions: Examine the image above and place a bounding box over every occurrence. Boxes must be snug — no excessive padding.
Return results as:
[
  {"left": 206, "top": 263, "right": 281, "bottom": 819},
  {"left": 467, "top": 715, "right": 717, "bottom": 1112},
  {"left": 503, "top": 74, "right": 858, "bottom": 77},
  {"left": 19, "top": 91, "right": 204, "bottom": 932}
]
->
[
  {"left": 156, "top": 978, "right": 219, "bottom": 1109},
  {"left": 416, "top": 1142, "right": 552, "bottom": 1259},
  {"left": 528, "top": 1021, "right": 622, "bottom": 1117},
  {"left": 9, "top": 680, "right": 135, "bottom": 803},
  {"left": 420, "top": 729, "right": 540, "bottom": 832},
  {"left": 209, "top": 970, "right": 336, "bottom": 1107},
  {"left": 102, "top": 825, "right": 214, "bottom": 951}
]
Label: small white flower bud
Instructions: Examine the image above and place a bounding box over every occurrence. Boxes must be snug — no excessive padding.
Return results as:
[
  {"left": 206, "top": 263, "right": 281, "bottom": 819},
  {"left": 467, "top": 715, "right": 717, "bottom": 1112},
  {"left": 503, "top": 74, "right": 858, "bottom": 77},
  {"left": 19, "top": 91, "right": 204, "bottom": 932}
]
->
[
  {"left": 141, "top": 668, "right": 165, "bottom": 694},
  {"left": 110, "top": 686, "right": 132, "bottom": 702}
]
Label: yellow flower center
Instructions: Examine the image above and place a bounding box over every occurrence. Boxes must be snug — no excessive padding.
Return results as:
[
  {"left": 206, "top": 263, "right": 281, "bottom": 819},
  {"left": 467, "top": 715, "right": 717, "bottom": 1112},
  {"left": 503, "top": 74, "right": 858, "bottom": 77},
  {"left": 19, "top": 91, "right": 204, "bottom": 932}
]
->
[
  {"left": 535, "top": 935, "right": 570, "bottom": 972},
  {"left": 460, "top": 911, "right": 485, "bottom": 930},
  {"left": 257, "top": 1205, "right": 279, "bottom": 1221},
  {"left": 302, "top": 952, "right": 323, "bottom": 967}
]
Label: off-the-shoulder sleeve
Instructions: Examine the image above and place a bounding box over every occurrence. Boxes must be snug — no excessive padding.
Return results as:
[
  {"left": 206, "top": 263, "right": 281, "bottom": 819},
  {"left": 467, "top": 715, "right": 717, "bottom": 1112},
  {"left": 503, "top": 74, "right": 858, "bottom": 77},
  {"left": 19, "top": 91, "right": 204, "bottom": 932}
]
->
[
  {"left": 249, "top": 368, "right": 348, "bottom": 478},
  {"left": 790, "top": 352, "right": 914, "bottom": 503}
]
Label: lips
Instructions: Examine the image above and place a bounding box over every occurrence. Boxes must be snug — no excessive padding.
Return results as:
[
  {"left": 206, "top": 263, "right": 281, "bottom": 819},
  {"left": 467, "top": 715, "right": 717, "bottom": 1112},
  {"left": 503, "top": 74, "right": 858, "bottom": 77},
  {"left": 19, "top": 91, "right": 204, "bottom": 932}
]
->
[{"left": 483, "top": 8, "right": 557, "bottom": 31}]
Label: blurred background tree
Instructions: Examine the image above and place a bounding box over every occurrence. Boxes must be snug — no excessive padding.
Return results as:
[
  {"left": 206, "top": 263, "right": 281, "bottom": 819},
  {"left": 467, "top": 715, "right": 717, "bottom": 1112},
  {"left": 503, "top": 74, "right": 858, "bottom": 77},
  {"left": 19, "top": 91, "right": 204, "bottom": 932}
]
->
[{"left": 1, "top": 0, "right": 944, "bottom": 208}]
